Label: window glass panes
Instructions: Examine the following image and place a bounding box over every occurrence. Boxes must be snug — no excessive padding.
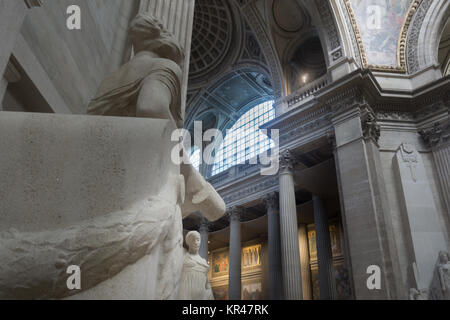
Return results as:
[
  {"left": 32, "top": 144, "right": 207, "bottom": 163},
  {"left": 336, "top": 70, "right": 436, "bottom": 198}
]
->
[
  {"left": 211, "top": 100, "right": 275, "bottom": 176},
  {"left": 190, "top": 147, "right": 201, "bottom": 171}
]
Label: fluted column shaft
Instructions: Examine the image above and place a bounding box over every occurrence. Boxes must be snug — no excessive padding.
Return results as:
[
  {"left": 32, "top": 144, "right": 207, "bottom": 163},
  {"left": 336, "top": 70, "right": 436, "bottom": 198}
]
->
[
  {"left": 278, "top": 150, "right": 302, "bottom": 300},
  {"left": 199, "top": 218, "right": 209, "bottom": 260},
  {"left": 313, "top": 195, "right": 337, "bottom": 300},
  {"left": 228, "top": 207, "right": 242, "bottom": 300},
  {"left": 264, "top": 193, "right": 283, "bottom": 300},
  {"left": 421, "top": 121, "right": 450, "bottom": 216}
]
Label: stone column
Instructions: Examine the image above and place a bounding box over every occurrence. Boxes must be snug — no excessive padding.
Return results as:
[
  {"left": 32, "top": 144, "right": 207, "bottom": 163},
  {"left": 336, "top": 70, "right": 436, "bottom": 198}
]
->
[
  {"left": 313, "top": 195, "right": 337, "bottom": 300},
  {"left": 332, "top": 104, "right": 401, "bottom": 299},
  {"left": 421, "top": 121, "right": 450, "bottom": 216},
  {"left": 228, "top": 207, "right": 242, "bottom": 300},
  {"left": 198, "top": 218, "right": 209, "bottom": 260},
  {"left": 264, "top": 192, "right": 283, "bottom": 300},
  {"left": 0, "top": 0, "right": 42, "bottom": 78},
  {"left": 138, "top": 0, "right": 195, "bottom": 122},
  {"left": 298, "top": 224, "right": 312, "bottom": 300},
  {"left": 278, "top": 150, "right": 303, "bottom": 300}
]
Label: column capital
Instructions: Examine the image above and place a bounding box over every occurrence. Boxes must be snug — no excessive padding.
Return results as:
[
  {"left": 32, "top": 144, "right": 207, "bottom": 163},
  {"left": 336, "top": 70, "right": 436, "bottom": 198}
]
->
[
  {"left": 24, "top": 0, "right": 43, "bottom": 8},
  {"left": 420, "top": 120, "right": 450, "bottom": 150},
  {"left": 279, "top": 149, "right": 296, "bottom": 175},
  {"left": 326, "top": 130, "right": 337, "bottom": 151},
  {"left": 263, "top": 192, "right": 278, "bottom": 212},
  {"left": 198, "top": 217, "right": 210, "bottom": 233},
  {"left": 226, "top": 206, "right": 243, "bottom": 223},
  {"left": 361, "top": 112, "right": 380, "bottom": 145}
]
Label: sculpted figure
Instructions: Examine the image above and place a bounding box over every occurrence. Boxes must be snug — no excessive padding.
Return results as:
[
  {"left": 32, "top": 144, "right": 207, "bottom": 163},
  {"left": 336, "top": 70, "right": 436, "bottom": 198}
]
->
[
  {"left": 87, "top": 13, "right": 184, "bottom": 128},
  {"left": 409, "top": 288, "right": 428, "bottom": 300},
  {"left": 178, "top": 231, "right": 215, "bottom": 300},
  {"left": 0, "top": 13, "right": 225, "bottom": 299},
  {"left": 437, "top": 251, "right": 450, "bottom": 298}
]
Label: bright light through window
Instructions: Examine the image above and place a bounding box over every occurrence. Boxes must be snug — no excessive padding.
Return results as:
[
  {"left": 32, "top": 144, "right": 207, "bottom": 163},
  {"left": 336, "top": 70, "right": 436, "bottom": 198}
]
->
[
  {"left": 190, "top": 147, "right": 201, "bottom": 171},
  {"left": 211, "top": 100, "right": 275, "bottom": 176}
]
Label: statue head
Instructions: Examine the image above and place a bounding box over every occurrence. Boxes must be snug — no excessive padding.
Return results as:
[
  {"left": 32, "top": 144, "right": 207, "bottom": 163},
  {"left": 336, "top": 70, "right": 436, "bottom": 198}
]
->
[
  {"left": 185, "top": 231, "right": 201, "bottom": 254},
  {"left": 439, "top": 251, "right": 450, "bottom": 264},
  {"left": 129, "top": 13, "right": 184, "bottom": 65}
]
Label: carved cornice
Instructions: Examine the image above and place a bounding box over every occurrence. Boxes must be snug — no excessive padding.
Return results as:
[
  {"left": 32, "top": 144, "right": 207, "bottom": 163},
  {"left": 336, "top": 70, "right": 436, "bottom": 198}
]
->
[
  {"left": 420, "top": 120, "right": 450, "bottom": 149},
  {"left": 221, "top": 175, "right": 279, "bottom": 205}
]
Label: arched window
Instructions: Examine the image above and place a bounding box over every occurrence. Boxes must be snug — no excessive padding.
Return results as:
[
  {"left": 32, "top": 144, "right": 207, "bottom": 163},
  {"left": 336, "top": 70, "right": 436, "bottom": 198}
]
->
[
  {"left": 190, "top": 146, "right": 201, "bottom": 171},
  {"left": 211, "top": 100, "right": 275, "bottom": 176}
]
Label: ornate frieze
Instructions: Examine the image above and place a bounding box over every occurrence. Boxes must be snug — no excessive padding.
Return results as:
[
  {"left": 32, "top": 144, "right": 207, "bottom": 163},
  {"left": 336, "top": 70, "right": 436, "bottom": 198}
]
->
[{"left": 221, "top": 176, "right": 279, "bottom": 205}]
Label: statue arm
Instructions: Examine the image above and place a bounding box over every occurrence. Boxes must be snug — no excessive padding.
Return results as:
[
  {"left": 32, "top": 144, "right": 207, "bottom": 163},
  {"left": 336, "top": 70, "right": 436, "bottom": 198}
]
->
[
  {"left": 136, "top": 76, "right": 174, "bottom": 121},
  {"left": 180, "top": 163, "right": 226, "bottom": 221}
]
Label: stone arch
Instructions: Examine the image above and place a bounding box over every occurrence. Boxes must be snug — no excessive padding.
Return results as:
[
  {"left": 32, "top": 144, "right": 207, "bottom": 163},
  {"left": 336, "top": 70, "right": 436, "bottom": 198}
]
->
[{"left": 407, "top": 0, "right": 450, "bottom": 74}]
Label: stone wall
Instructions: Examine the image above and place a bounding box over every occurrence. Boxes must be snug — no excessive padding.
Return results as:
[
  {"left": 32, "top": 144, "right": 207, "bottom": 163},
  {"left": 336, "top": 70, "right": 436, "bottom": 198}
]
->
[{"left": 10, "top": 0, "right": 139, "bottom": 114}]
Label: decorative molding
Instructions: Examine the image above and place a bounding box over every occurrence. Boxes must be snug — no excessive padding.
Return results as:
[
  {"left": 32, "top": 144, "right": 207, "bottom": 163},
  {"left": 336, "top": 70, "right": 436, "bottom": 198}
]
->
[
  {"left": 406, "top": 0, "right": 435, "bottom": 74},
  {"left": 420, "top": 120, "right": 450, "bottom": 149},
  {"left": 398, "top": 142, "right": 419, "bottom": 182},
  {"left": 340, "top": 0, "right": 362, "bottom": 67},
  {"left": 316, "top": 0, "right": 343, "bottom": 62},
  {"left": 279, "top": 149, "right": 296, "bottom": 174},
  {"left": 241, "top": 3, "right": 283, "bottom": 98},
  {"left": 361, "top": 111, "right": 381, "bottom": 144},
  {"left": 226, "top": 206, "right": 244, "bottom": 223},
  {"left": 221, "top": 176, "right": 279, "bottom": 205}
]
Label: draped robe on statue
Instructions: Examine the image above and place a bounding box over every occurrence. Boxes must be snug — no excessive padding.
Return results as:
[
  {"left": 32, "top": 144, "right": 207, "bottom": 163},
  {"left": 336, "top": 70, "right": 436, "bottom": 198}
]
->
[
  {"left": 178, "top": 250, "right": 215, "bottom": 300},
  {"left": 87, "top": 53, "right": 182, "bottom": 123}
]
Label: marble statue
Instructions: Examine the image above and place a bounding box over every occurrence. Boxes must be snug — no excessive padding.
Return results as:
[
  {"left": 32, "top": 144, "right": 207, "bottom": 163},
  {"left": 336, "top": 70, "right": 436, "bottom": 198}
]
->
[
  {"left": 429, "top": 251, "right": 450, "bottom": 300},
  {"left": 87, "top": 13, "right": 185, "bottom": 128},
  {"left": 0, "top": 13, "right": 225, "bottom": 300},
  {"left": 409, "top": 288, "right": 428, "bottom": 300},
  {"left": 178, "top": 231, "right": 215, "bottom": 300}
]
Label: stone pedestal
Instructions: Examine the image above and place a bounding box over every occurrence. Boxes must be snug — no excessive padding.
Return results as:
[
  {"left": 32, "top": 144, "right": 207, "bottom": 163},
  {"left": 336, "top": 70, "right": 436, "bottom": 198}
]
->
[
  {"left": 264, "top": 192, "right": 283, "bottom": 300},
  {"left": 278, "top": 150, "right": 303, "bottom": 300},
  {"left": 0, "top": 112, "right": 183, "bottom": 299},
  {"left": 313, "top": 195, "right": 337, "bottom": 300},
  {"left": 228, "top": 207, "right": 242, "bottom": 300}
]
